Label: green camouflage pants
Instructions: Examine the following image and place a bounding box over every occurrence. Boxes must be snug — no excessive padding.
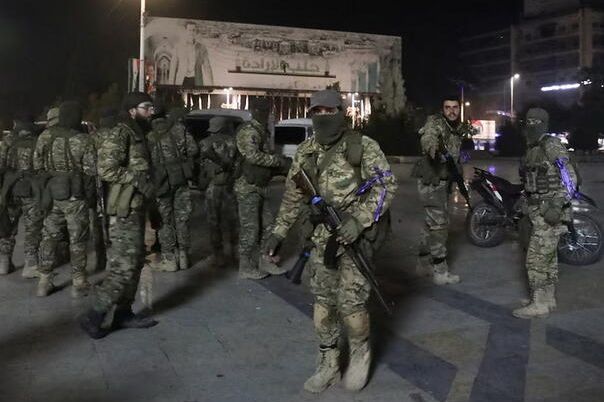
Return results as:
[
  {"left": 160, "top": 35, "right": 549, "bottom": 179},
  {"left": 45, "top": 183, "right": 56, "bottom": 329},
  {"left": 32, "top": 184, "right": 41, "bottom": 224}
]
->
[
  {"left": 417, "top": 180, "right": 449, "bottom": 265},
  {"left": 309, "top": 244, "right": 371, "bottom": 318},
  {"left": 206, "top": 183, "right": 238, "bottom": 251},
  {"left": 39, "top": 199, "right": 89, "bottom": 275},
  {"left": 235, "top": 189, "right": 273, "bottom": 263},
  {"left": 0, "top": 196, "right": 43, "bottom": 261},
  {"left": 526, "top": 205, "right": 566, "bottom": 290},
  {"left": 93, "top": 210, "right": 145, "bottom": 313},
  {"left": 156, "top": 186, "right": 192, "bottom": 254}
]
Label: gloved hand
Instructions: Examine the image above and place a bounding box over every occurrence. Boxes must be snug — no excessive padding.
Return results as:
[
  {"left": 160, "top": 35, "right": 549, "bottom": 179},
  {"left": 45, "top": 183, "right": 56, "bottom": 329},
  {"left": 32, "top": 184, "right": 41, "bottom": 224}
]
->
[
  {"left": 134, "top": 173, "right": 156, "bottom": 200},
  {"left": 336, "top": 215, "right": 364, "bottom": 245},
  {"left": 264, "top": 233, "right": 284, "bottom": 258},
  {"left": 277, "top": 156, "right": 293, "bottom": 176},
  {"left": 541, "top": 200, "right": 564, "bottom": 226}
]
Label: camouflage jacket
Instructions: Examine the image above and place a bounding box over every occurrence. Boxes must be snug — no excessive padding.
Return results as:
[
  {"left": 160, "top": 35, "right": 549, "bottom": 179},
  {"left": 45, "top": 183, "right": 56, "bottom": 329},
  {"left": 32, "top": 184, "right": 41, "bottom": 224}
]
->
[
  {"left": 199, "top": 132, "right": 238, "bottom": 185},
  {"left": 147, "top": 118, "right": 198, "bottom": 166},
  {"left": 234, "top": 119, "right": 281, "bottom": 194},
  {"left": 272, "top": 134, "right": 398, "bottom": 248},
  {"left": 522, "top": 135, "right": 576, "bottom": 203},
  {"left": 419, "top": 114, "right": 474, "bottom": 161},
  {"left": 97, "top": 119, "right": 153, "bottom": 213},
  {"left": 0, "top": 128, "right": 37, "bottom": 172},
  {"left": 33, "top": 126, "right": 96, "bottom": 176}
]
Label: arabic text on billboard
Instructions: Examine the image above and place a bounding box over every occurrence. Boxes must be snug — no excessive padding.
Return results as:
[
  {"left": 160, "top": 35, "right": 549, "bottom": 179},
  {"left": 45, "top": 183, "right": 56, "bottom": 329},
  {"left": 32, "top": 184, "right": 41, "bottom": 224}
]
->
[{"left": 144, "top": 17, "right": 401, "bottom": 93}]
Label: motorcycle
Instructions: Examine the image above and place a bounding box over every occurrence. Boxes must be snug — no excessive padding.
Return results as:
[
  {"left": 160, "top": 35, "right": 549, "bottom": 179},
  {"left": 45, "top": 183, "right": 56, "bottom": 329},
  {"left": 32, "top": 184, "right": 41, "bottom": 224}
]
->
[{"left": 465, "top": 167, "right": 603, "bottom": 265}]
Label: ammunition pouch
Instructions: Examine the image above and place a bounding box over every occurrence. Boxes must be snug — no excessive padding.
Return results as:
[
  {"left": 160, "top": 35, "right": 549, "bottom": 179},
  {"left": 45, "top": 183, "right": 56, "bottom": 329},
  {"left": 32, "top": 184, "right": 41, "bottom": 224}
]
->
[
  {"left": 12, "top": 177, "right": 32, "bottom": 198},
  {"left": 47, "top": 173, "right": 71, "bottom": 201},
  {"left": 242, "top": 161, "right": 273, "bottom": 187}
]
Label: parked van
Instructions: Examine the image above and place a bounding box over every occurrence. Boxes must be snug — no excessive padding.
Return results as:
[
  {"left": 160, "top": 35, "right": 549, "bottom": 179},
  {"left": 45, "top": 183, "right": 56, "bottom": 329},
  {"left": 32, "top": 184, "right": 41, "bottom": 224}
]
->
[{"left": 274, "top": 118, "right": 313, "bottom": 158}]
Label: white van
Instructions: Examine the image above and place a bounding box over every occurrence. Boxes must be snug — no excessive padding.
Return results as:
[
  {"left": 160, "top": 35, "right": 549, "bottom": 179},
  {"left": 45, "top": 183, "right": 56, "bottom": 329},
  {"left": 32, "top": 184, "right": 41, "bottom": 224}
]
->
[{"left": 274, "top": 118, "right": 313, "bottom": 158}]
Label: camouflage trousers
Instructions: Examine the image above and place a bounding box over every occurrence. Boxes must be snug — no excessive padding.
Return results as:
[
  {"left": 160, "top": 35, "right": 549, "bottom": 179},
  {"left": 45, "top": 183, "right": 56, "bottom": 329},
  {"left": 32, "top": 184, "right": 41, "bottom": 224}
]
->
[
  {"left": 206, "top": 183, "right": 238, "bottom": 251},
  {"left": 417, "top": 180, "right": 449, "bottom": 269},
  {"left": 235, "top": 189, "right": 273, "bottom": 264},
  {"left": 309, "top": 244, "right": 371, "bottom": 344},
  {"left": 39, "top": 199, "right": 89, "bottom": 275},
  {"left": 156, "top": 186, "right": 192, "bottom": 254},
  {"left": 93, "top": 209, "right": 145, "bottom": 313},
  {"left": 0, "top": 196, "right": 43, "bottom": 262},
  {"left": 526, "top": 205, "right": 566, "bottom": 290}
]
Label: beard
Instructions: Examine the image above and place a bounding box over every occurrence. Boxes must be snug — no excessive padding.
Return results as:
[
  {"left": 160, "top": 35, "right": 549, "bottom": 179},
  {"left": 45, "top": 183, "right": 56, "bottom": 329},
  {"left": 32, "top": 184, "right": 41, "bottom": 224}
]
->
[{"left": 135, "top": 115, "right": 152, "bottom": 133}]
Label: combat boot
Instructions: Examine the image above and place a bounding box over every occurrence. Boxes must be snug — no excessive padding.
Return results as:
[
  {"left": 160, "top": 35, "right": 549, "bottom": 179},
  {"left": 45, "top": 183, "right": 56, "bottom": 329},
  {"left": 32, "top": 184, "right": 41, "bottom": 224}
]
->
[
  {"left": 415, "top": 253, "right": 432, "bottom": 277},
  {"left": 303, "top": 344, "right": 341, "bottom": 393},
  {"left": 432, "top": 260, "right": 460, "bottom": 285},
  {"left": 544, "top": 284, "right": 557, "bottom": 311},
  {"left": 0, "top": 253, "right": 11, "bottom": 275},
  {"left": 36, "top": 273, "right": 55, "bottom": 297},
  {"left": 512, "top": 288, "right": 551, "bottom": 319},
  {"left": 342, "top": 311, "right": 371, "bottom": 391},
  {"left": 153, "top": 253, "right": 178, "bottom": 272},
  {"left": 79, "top": 309, "right": 110, "bottom": 339},
  {"left": 113, "top": 307, "right": 158, "bottom": 329},
  {"left": 22, "top": 256, "right": 40, "bottom": 279},
  {"left": 238, "top": 256, "right": 268, "bottom": 280},
  {"left": 178, "top": 249, "right": 190, "bottom": 271},
  {"left": 71, "top": 273, "right": 91, "bottom": 299}
]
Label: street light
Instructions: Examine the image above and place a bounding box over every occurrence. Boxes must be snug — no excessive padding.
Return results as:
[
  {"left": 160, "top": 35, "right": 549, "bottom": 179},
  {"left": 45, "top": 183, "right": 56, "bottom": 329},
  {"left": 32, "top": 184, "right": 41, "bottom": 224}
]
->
[
  {"left": 510, "top": 73, "right": 520, "bottom": 118},
  {"left": 139, "top": 0, "right": 146, "bottom": 92}
]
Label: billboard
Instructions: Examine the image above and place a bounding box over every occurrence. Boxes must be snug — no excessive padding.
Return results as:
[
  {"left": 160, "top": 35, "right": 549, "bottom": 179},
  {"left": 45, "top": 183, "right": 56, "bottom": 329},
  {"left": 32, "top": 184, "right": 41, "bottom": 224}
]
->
[
  {"left": 144, "top": 17, "right": 402, "bottom": 94},
  {"left": 471, "top": 120, "right": 497, "bottom": 141}
]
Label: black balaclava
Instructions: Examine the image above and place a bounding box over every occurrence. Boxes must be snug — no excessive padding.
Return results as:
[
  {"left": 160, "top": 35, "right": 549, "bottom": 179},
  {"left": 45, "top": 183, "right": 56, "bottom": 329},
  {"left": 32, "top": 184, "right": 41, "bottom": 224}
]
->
[
  {"left": 523, "top": 107, "right": 549, "bottom": 146},
  {"left": 250, "top": 98, "right": 271, "bottom": 128},
  {"left": 58, "top": 101, "right": 83, "bottom": 130}
]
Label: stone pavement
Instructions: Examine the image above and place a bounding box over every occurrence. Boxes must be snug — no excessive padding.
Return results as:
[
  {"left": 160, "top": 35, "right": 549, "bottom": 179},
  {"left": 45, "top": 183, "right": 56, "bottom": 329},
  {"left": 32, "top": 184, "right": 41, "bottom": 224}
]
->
[{"left": 0, "top": 160, "right": 603, "bottom": 402}]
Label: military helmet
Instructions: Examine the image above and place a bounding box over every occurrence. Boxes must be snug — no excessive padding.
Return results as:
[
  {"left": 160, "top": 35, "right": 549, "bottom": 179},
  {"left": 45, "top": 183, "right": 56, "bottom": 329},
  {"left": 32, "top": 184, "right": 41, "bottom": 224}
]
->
[{"left": 207, "top": 116, "right": 228, "bottom": 133}]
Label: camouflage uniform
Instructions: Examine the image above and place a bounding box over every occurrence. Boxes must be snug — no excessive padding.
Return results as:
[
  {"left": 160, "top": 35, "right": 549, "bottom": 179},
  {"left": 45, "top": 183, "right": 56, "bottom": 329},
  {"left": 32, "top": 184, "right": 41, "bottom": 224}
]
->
[
  {"left": 234, "top": 119, "right": 285, "bottom": 278},
  {"left": 198, "top": 118, "right": 239, "bottom": 264},
  {"left": 33, "top": 102, "right": 96, "bottom": 297},
  {"left": 0, "top": 123, "right": 43, "bottom": 277},
  {"left": 92, "top": 117, "right": 153, "bottom": 314},
  {"left": 269, "top": 118, "right": 397, "bottom": 392},
  {"left": 147, "top": 117, "right": 198, "bottom": 271},
  {"left": 513, "top": 108, "right": 575, "bottom": 318},
  {"left": 414, "top": 114, "right": 472, "bottom": 283}
]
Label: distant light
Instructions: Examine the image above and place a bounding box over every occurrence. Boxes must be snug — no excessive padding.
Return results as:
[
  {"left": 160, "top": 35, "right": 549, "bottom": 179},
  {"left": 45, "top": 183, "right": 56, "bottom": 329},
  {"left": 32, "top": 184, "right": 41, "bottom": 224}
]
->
[
  {"left": 541, "top": 83, "right": 580, "bottom": 92},
  {"left": 513, "top": 73, "right": 520, "bottom": 79},
  {"left": 465, "top": 101, "right": 471, "bottom": 106}
]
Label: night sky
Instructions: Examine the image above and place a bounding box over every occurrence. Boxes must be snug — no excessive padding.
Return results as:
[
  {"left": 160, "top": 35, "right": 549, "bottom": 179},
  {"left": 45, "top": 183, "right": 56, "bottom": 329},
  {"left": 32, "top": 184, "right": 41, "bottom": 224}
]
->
[{"left": 0, "top": 0, "right": 521, "bottom": 122}]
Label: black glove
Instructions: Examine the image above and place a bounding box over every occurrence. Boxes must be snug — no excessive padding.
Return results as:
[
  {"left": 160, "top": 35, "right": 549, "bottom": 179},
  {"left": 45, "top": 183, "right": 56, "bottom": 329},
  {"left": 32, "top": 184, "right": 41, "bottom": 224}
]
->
[
  {"left": 277, "top": 156, "right": 293, "bottom": 176},
  {"left": 134, "top": 173, "right": 156, "bottom": 200},
  {"left": 264, "top": 233, "right": 284, "bottom": 257},
  {"left": 336, "top": 215, "right": 364, "bottom": 245}
]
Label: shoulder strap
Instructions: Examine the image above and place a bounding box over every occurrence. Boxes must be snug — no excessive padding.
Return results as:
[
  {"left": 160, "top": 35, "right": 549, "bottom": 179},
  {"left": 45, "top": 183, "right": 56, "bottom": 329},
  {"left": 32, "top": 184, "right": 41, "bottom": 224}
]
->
[{"left": 344, "top": 131, "right": 363, "bottom": 183}]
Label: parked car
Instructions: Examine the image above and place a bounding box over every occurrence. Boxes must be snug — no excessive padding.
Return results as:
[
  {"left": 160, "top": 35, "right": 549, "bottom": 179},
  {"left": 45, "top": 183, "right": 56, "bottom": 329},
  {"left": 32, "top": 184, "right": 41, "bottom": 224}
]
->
[{"left": 274, "top": 118, "right": 313, "bottom": 158}]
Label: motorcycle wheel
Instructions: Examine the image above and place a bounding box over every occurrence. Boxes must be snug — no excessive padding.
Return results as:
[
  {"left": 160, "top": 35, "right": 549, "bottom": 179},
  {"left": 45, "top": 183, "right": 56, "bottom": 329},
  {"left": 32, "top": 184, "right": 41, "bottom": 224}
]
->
[
  {"left": 466, "top": 201, "right": 506, "bottom": 247},
  {"left": 558, "top": 213, "right": 603, "bottom": 266}
]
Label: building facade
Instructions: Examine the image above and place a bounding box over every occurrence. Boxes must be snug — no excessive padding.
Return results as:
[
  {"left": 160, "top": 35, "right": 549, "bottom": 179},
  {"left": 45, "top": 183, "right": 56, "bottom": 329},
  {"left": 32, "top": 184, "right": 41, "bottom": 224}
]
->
[{"left": 461, "top": 0, "right": 604, "bottom": 119}]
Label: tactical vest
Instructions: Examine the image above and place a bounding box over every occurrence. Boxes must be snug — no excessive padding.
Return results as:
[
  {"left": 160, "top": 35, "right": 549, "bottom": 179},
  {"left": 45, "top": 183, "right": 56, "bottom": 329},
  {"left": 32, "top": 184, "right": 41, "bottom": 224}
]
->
[
  {"left": 202, "top": 134, "right": 237, "bottom": 186},
  {"left": 5, "top": 135, "right": 37, "bottom": 198},
  {"left": 148, "top": 127, "right": 194, "bottom": 197},
  {"left": 43, "top": 129, "right": 88, "bottom": 201},
  {"left": 523, "top": 138, "right": 563, "bottom": 196},
  {"left": 302, "top": 131, "right": 391, "bottom": 255}
]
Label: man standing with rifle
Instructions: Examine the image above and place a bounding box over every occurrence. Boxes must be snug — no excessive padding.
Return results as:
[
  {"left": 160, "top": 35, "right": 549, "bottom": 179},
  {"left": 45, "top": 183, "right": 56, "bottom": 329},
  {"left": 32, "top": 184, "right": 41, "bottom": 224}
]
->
[
  {"left": 264, "top": 90, "right": 397, "bottom": 393},
  {"left": 412, "top": 95, "right": 474, "bottom": 284}
]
